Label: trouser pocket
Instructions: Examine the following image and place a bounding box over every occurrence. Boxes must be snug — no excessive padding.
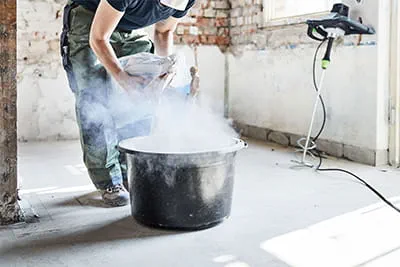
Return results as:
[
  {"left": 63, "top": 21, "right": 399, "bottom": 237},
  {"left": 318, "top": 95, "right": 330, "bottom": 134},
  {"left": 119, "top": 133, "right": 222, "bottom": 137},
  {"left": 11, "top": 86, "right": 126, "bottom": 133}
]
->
[{"left": 60, "top": 3, "right": 79, "bottom": 93}]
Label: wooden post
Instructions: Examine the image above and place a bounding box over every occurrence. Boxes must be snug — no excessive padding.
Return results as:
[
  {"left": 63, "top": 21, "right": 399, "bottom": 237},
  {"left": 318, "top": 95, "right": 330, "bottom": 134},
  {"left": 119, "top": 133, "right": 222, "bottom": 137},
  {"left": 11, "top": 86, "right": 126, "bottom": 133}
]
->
[{"left": 0, "top": 0, "right": 22, "bottom": 225}]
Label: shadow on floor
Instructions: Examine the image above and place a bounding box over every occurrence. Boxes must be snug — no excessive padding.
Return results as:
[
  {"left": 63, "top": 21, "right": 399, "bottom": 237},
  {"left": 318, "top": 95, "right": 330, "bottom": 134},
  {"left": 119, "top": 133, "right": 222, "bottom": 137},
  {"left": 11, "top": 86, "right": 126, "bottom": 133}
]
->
[
  {"left": 56, "top": 191, "right": 113, "bottom": 208},
  {"left": 1, "top": 216, "right": 182, "bottom": 257},
  {"left": 47, "top": 191, "right": 131, "bottom": 209}
]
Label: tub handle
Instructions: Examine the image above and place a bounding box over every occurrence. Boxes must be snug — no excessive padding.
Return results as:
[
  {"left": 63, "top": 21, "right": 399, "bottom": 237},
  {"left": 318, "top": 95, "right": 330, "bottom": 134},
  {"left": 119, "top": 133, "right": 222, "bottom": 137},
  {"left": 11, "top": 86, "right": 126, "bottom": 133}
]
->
[{"left": 116, "top": 145, "right": 125, "bottom": 153}]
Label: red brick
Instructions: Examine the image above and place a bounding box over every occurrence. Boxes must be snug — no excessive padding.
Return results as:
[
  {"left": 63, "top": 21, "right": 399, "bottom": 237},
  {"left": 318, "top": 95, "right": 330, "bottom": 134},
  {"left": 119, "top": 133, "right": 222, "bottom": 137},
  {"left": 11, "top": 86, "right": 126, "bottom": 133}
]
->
[
  {"left": 200, "top": 35, "right": 208, "bottom": 44},
  {"left": 216, "top": 36, "right": 230, "bottom": 45},
  {"left": 196, "top": 17, "right": 215, "bottom": 27},
  {"left": 207, "top": 35, "right": 217, "bottom": 44},
  {"left": 182, "top": 35, "right": 200, "bottom": 45},
  {"left": 215, "top": 18, "right": 229, "bottom": 27}
]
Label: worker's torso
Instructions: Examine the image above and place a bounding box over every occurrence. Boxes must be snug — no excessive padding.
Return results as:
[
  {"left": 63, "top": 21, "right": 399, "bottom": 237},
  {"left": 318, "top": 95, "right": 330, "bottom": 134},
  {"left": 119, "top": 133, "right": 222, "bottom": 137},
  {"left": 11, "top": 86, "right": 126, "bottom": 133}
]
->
[{"left": 72, "top": 0, "right": 194, "bottom": 31}]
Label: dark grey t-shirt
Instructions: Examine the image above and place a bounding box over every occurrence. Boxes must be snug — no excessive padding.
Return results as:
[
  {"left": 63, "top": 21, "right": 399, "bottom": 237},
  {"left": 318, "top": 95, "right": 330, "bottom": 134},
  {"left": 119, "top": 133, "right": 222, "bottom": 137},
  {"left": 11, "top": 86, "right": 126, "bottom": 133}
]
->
[{"left": 73, "top": 0, "right": 195, "bottom": 30}]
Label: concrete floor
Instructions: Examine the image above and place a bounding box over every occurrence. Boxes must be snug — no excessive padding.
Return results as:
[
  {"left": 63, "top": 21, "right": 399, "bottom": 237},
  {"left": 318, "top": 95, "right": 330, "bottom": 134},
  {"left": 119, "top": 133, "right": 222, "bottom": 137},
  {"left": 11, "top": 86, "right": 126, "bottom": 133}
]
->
[{"left": 1, "top": 140, "right": 400, "bottom": 267}]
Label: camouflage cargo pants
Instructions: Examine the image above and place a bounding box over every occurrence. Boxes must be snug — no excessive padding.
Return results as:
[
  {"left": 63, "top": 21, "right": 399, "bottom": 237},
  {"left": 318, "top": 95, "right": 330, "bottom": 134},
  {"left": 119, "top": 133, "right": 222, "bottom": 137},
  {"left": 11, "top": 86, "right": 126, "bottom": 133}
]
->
[{"left": 60, "top": 2, "right": 153, "bottom": 189}]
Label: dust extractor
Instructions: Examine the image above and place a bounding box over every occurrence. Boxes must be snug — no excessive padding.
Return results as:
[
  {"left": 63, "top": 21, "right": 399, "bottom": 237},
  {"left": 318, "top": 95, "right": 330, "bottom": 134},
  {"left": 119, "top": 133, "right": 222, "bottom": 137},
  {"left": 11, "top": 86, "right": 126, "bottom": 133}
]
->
[{"left": 294, "top": 4, "right": 400, "bottom": 213}]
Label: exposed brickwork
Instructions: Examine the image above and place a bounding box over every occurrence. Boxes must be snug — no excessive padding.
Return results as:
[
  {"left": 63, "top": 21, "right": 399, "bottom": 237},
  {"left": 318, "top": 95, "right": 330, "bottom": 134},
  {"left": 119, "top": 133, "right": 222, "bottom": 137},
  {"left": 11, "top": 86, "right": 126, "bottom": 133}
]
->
[
  {"left": 229, "top": 0, "right": 264, "bottom": 47},
  {"left": 227, "top": 0, "right": 309, "bottom": 53},
  {"left": 174, "top": 0, "right": 231, "bottom": 50},
  {"left": 174, "top": 0, "right": 265, "bottom": 50},
  {"left": 175, "top": 0, "right": 337, "bottom": 53},
  {"left": 174, "top": 0, "right": 304, "bottom": 52}
]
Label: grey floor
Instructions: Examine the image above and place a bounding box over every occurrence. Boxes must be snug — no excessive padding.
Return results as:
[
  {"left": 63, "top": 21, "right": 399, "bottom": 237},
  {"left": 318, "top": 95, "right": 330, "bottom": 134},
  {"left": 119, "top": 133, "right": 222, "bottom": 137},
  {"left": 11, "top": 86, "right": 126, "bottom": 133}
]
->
[{"left": 1, "top": 140, "right": 400, "bottom": 267}]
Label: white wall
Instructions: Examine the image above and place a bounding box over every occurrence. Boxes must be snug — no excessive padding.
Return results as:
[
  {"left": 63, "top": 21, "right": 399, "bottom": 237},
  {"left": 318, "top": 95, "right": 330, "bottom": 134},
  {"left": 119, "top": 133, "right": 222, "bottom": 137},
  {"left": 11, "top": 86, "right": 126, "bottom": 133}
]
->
[
  {"left": 229, "top": 0, "right": 390, "bottom": 152},
  {"left": 375, "top": 0, "right": 391, "bottom": 151},
  {"left": 175, "top": 45, "right": 226, "bottom": 114},
  {"left": 17, "top": 0, "right": 78, "bottom": 141}
]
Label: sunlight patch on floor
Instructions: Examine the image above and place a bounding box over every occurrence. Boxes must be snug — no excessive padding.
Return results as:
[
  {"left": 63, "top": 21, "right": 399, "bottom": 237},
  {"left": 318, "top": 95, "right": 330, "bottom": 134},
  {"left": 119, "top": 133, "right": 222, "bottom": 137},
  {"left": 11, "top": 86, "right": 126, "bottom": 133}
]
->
[{"left": 261, "top": 197, "right": 400, "bottom": 267}]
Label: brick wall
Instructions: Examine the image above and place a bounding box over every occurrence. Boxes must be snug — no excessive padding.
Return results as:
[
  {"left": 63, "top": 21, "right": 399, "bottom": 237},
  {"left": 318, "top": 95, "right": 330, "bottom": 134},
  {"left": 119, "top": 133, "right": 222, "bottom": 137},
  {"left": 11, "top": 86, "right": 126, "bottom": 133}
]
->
[
  {"left": 174, "top": 0, "right": 306, "bottom": 53},
  {"left": 174, "top": 0, "right": 231, "bottom": 51},
  {"left": 229, "top": 0, "right": 264, "bottom": 47}
]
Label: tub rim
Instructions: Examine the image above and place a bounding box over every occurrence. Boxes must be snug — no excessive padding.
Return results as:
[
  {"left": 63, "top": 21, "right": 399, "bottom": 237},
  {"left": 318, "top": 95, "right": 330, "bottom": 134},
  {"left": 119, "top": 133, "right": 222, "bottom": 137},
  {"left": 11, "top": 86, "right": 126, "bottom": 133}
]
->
[{"left": 117, "top": 137, "right": 247, "bottom": 156}]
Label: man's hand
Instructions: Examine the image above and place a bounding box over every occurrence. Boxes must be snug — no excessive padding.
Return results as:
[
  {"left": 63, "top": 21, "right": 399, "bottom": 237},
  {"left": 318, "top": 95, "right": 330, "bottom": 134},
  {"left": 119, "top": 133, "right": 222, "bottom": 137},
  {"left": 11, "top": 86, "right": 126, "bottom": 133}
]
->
[
  {"left": 116, "top": 71, "right": 175, "bottom": 102},
  {"left": 115, "top": 71, "right": 157, "bottom": 102},
  {"left": 116, "top": 71, "right": 149, "bottom": 90}
]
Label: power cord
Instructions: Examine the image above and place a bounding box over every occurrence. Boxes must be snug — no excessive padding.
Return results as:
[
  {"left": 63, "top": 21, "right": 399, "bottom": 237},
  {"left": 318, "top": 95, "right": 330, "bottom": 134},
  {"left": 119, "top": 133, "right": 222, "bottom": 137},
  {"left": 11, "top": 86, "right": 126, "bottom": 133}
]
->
[
  {"left": 312, "top": 40, "right": 327, "bottom": 142},
  {"left": 307, "top": 40, "right": 400, "bottom": 213}
]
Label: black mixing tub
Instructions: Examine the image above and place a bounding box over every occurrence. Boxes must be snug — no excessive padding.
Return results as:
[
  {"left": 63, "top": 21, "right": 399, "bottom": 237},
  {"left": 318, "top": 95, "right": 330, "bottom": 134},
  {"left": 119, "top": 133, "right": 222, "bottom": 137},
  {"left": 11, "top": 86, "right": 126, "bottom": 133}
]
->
[{"left": 118, "top": 137, "right": 246, "bottom": 230}]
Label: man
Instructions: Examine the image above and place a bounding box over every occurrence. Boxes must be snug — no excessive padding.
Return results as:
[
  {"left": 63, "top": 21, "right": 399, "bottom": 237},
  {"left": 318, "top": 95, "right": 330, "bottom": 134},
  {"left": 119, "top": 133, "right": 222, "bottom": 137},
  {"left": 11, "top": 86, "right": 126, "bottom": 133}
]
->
[{"left": 60, "top": 0, "right": 195, "bottom": 207}]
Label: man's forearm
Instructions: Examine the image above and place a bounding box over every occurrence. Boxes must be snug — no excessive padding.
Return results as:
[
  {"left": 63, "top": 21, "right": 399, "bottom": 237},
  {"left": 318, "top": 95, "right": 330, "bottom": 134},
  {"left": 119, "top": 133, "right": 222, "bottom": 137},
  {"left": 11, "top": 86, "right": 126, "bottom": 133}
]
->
[
  {"left": 154, "top": 30, "right": 174, "bottom": 56},
  {"left": 89, "top": 38, "right": 123, "bottom": 78}
]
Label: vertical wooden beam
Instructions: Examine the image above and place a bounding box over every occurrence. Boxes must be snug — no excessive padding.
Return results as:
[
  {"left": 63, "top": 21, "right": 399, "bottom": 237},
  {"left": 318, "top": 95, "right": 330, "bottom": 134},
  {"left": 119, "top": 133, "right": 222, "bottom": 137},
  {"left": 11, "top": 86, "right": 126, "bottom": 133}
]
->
[{"left": 0, "top": 0, "right": 22, "bottom": 225}]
